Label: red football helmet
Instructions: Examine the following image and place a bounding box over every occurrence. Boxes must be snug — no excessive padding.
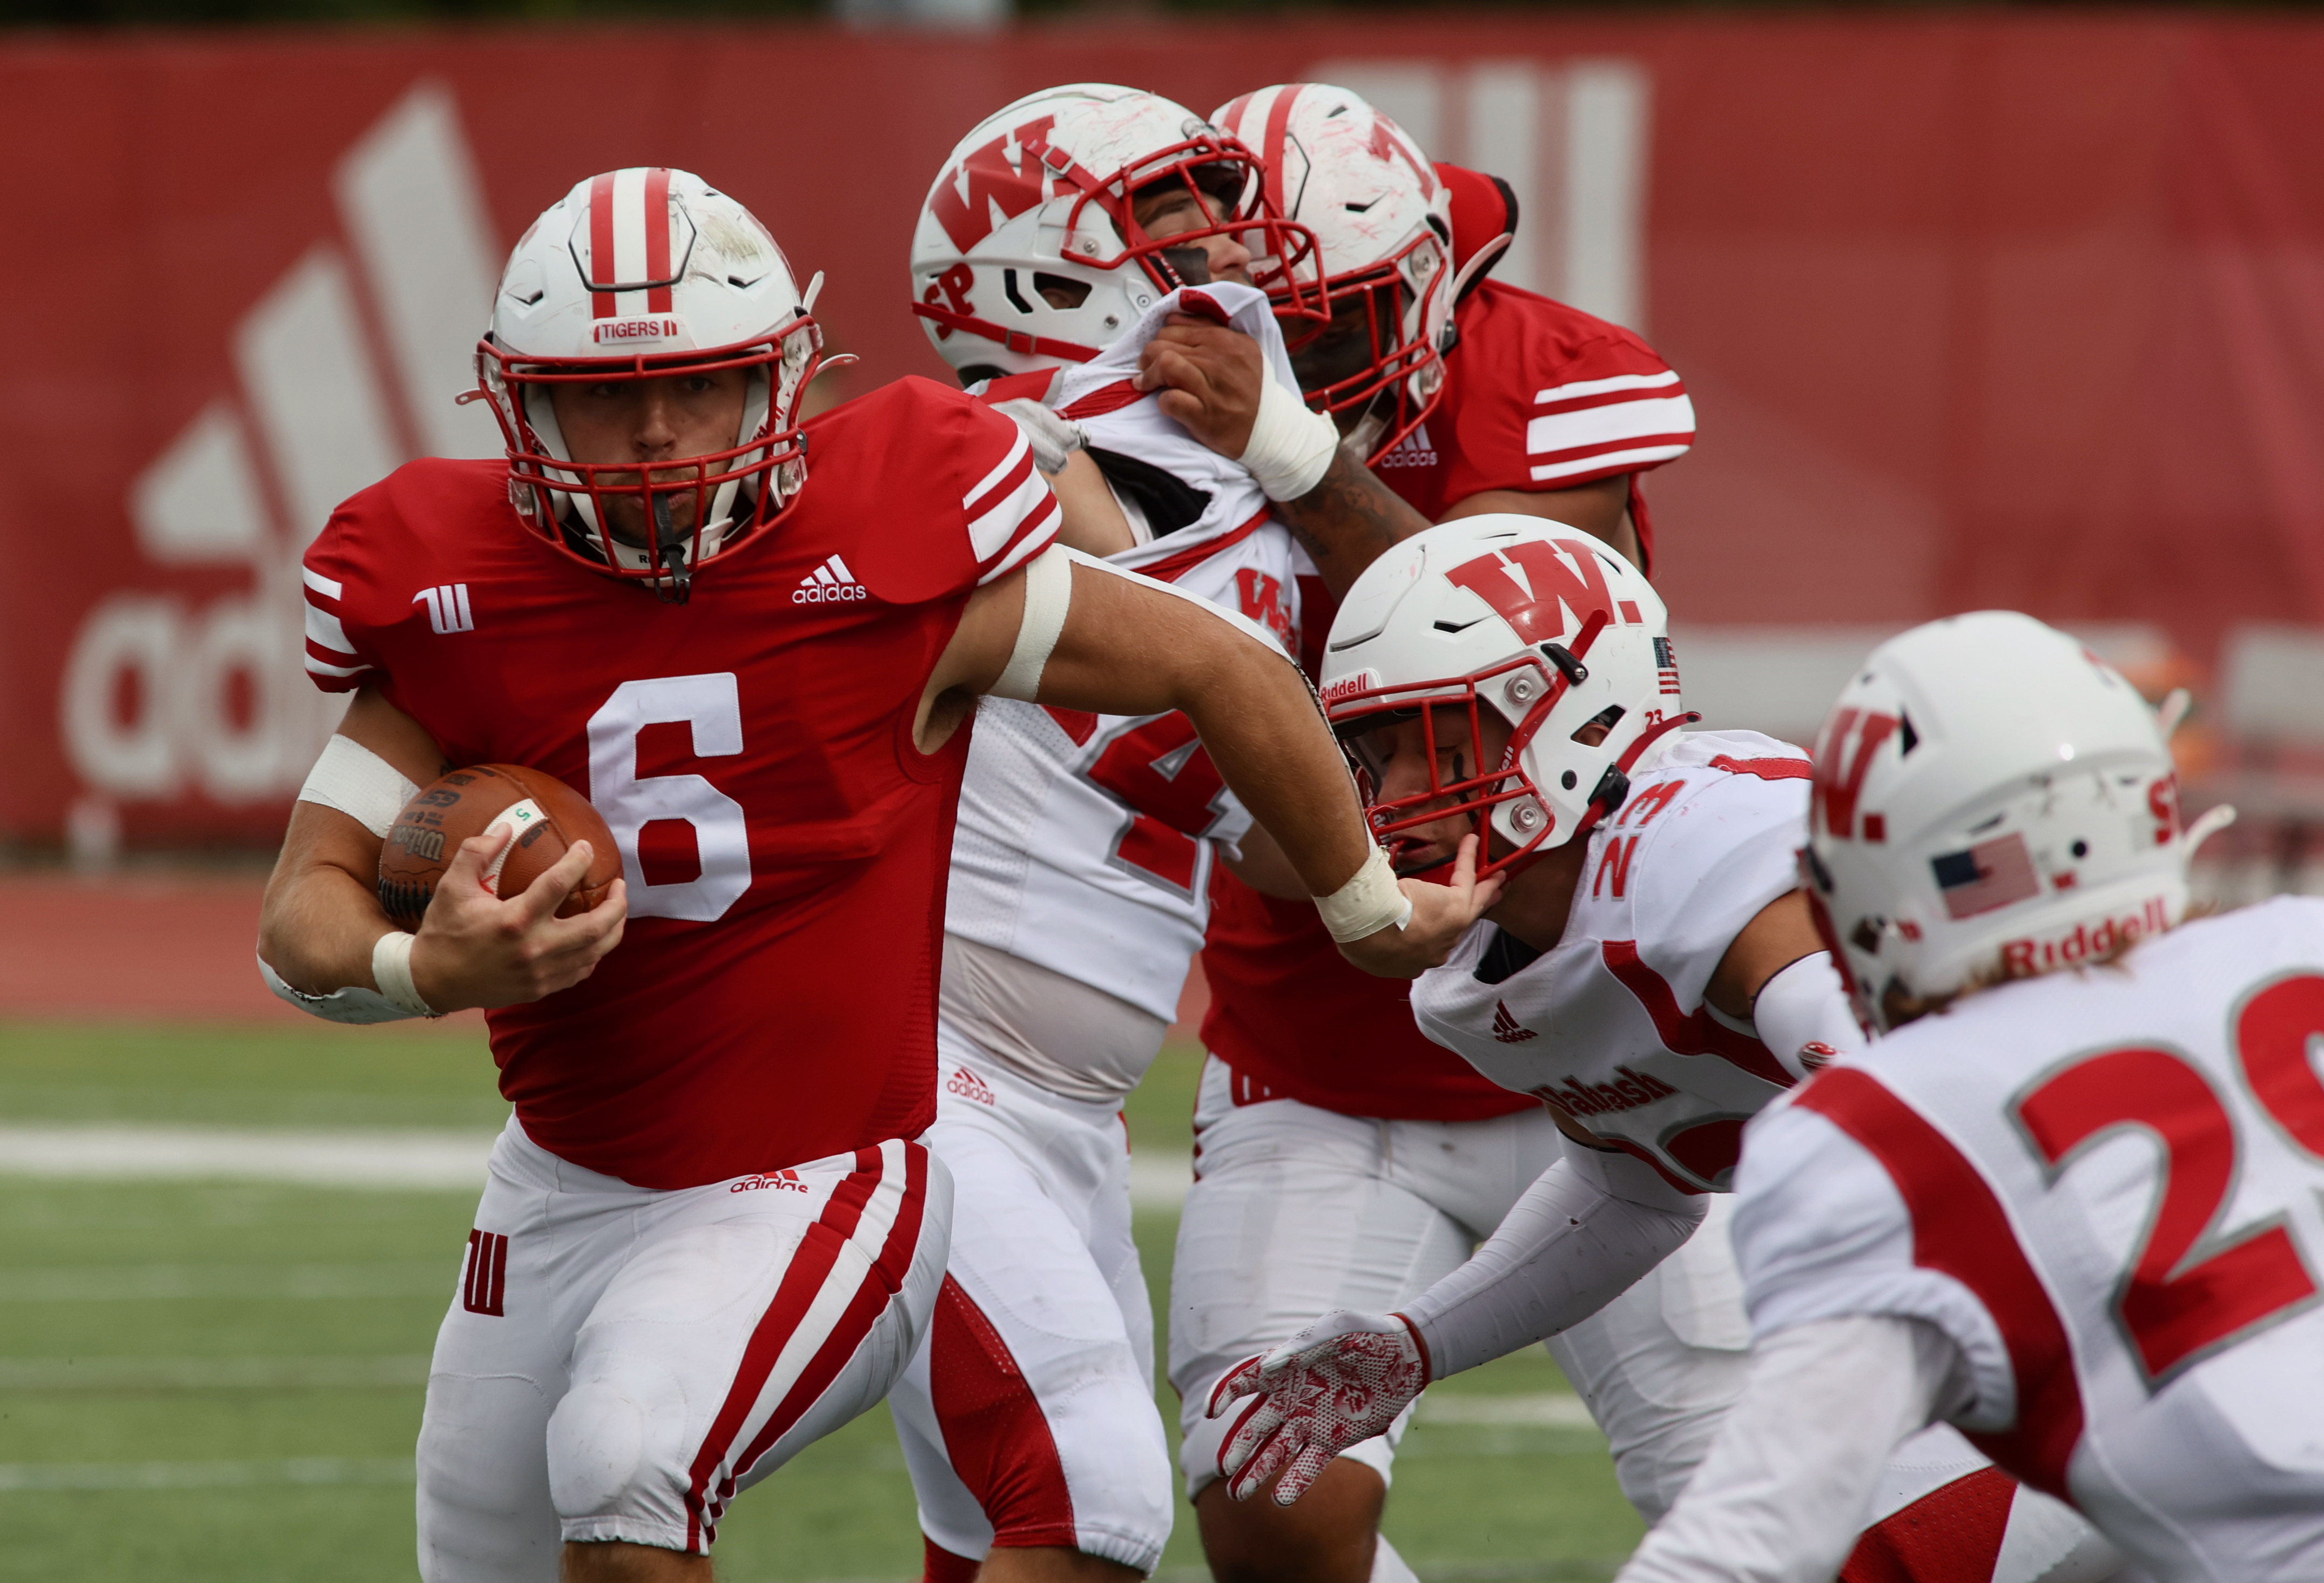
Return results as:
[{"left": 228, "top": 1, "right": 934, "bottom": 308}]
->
[{"left": 474, "top": 168, "right": 835, "bottom": 601}]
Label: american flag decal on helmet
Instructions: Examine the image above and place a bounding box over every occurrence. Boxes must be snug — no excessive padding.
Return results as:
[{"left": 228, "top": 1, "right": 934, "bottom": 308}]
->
[
  {"left": 581, "top": 167, "right": 689, "bottom": 320},
  {"left": 1654, "top": 635, "right": 1681, "bottom": 696}
]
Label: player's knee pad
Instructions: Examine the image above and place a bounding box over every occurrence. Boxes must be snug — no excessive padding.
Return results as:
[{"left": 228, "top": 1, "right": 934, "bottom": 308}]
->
[{"left": 545, "top": 1362, "right": 692, "bottom": 1535}]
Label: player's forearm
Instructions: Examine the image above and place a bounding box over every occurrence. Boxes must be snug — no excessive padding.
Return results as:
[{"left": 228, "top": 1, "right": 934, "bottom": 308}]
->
[
  {"left": 1615, "top": 1316, "right": 1950, "bottom": 1583},
  {"left": 1400, "top": 1149, "right": 1705, "bottom": 1379},
  {"left": 1270, "top": 448, "right": 1432, "bottom": 600},
  {"left": 259, "top": 826, "right": 398, "bottom": 995}
]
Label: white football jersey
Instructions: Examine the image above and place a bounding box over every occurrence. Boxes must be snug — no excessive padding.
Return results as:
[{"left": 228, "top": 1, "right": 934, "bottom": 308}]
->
[
  {"left": 1733, "top": 897, "right": 2324, "bottom": 1580},
  {"left": 947, "top": 283, "right": 1308, "bottom": 1035},
  {"left": 1411, "top": 730, "right": 1817, "bottom": 1193}
]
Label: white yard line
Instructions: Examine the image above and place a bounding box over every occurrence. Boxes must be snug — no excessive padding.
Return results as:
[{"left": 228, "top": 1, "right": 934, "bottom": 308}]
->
[
  {"left": 0, "top": 1457, "right": 414, "bottom": 1492},
  {"left": 0, "top": 1262, "right": 449, "bottom": 1302},
  {"left": 0, "top": 1124, "right": 1200, "bottom": 1209},
  {"left": 1416, "top": 1392, "right": 1599, "bottom": 1429},
  {"left": 0, "top": 1355, "right": 429, "bottom": 1390}
]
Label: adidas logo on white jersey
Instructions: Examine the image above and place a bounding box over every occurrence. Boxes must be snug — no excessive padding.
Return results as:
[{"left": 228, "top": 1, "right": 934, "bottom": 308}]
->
[
  {"left": 793, "top": 554, "right": 868, "bottom": 604},
  {"left": 944, "top": 1066, "right": 996, "bottom": 1106},
  {"left": 1491, "top": 1000, "right": 1538, "bottom": 1043}
]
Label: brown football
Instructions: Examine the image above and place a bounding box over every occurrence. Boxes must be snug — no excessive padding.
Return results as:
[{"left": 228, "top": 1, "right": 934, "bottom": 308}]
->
[{"left": 377, "top": 764, "right": 622, "bottom": 931}]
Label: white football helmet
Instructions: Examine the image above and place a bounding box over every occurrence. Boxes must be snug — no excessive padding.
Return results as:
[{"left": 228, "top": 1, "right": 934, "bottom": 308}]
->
[
  {"left": 1803, "top": 611, "right": 2229, "bottom": 1032},
  {"left": 475, "top": 167, "right": 829, "bottom": 601},
  {"left": 910, "top": 83, "right": 1324, "bottom": 380},
  {"left": 1321, "top": 516, "right": 1685, "bottom": 875},
  {"left": 1212, "top": 84, "right": 1459, "bottom": 460}
]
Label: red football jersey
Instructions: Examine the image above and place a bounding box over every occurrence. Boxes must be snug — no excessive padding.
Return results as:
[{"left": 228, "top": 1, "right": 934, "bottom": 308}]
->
[
  {"left": 1200, "top": 283, "right": 1693, "bottom": 1124},
  {"left": 301, "top": 378, "right": 1060, "bottom": 1188},
  {"left": 1372, "top": 279, "right": 1694, "bottom": 570}
]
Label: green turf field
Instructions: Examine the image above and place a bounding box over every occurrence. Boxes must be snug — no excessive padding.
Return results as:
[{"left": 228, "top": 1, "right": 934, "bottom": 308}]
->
[{"left": 0, "top": 1021, "right": 1643, "bottom": 1581}]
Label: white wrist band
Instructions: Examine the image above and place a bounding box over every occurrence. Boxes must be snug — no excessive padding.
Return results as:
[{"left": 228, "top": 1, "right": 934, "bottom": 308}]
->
[
  {"left": 1240, "top": 372, "right": 1341, "bottom": 502},
  {"left": 1316, "top": 844, "right": 1413, "bottom": 942},
  {"left": 370, "top": 931, "right": 435, "bottom": 1018}
]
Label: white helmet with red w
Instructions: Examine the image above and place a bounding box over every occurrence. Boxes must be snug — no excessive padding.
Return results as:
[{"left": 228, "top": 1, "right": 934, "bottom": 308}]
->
[
  {"left": 910, "top": 83, "right": 1323, "bottom": 380},
  {"left": 1802, "top": 611, "right": 2232, "bottom": 1033},
  {"left": 1321, "top": 517, "right": 1682, "bottom": 875},
  {"left": 1212, "top": 83, "right": 1458, "bottom": 460},
  {"left": 475, "top": 167, "right": 829, "bottom": 599}
]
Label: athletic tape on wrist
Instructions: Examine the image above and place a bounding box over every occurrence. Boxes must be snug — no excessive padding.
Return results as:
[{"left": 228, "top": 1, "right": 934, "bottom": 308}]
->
[
  {"left": 990, "top": 544, "right": 1075, "bottom": 701},
  {"left": 298, "top": 735, "right": 420, "bottom": 839},
  {"left": 369, "top": 931, "right": 435, "bottom": 1018},
  {"left": 1315, "top": 844, "right": 1413, "bottom": 942},
  {"left": 1239, "top": 373, "right": 1341, "bottom": 502}
]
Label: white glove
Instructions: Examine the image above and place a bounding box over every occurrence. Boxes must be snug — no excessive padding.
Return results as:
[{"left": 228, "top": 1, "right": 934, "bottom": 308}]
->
[
  {"left": 1205, "top": 1309, "right": 1429, "bottom": 1504},
  {"left": 987, "top": 397, "right": 1087, "bottom": 476}
]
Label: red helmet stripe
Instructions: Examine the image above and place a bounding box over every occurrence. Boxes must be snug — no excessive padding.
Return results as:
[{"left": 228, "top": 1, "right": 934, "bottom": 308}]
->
[
  {"left": 588, "top": 171, "right": 618, "bottom": 319},
  {"left": 1259, "top": 84, "right": 1303, "bottom": 219},
  {"left": 644, "top": 167, "right": 675, "bottom": 314},
  {"left": 1216, "top": 91, "right": 1256, "bottom": 137}
]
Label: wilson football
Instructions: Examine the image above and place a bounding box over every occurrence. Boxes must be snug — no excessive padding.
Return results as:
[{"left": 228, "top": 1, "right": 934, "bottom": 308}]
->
[{"left": 377, "top": 764, "right": 622, "bottom": 931}]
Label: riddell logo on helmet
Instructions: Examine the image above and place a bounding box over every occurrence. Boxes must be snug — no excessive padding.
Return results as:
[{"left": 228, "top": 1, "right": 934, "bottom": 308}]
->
[
  {"left": 592, "top": 316, "right": 684, "bottom": 345},
  {"left": 1319, "top": 672, "right": 1378, "bottom": 704},
  {"left": 1999, "top": 895, "right": 2171, "bottom": 978}
]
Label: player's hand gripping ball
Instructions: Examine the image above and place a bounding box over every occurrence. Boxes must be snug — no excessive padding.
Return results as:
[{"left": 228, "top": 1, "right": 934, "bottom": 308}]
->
[{"left": 378, "top": 765, "right": 621, "bottom": 930}]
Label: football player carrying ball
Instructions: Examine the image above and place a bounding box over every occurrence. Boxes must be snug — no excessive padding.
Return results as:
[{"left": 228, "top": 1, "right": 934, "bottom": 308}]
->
[{"left": 256, "top": 167, "right": 1486, "bottom": 1583}]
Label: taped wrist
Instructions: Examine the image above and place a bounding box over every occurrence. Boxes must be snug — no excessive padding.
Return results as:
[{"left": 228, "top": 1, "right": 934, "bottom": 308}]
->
[
  {"left": 258, "top": 946, "right": 431, "bottom": 1025},
  {"left": 298, "top": 735, "right": 420, "bottom": 839},
  {"left": 1402, "top": 1153, "right": 1707, "bottom": 1377},
  {"left": 1239, "top": 371, "right": 1341, "bottom": 502},
  {"left": 369, "top": 931, "right": 436, "bottom": 1017},
  {"left": 1315, "top": 844, "right": 1412, "bottom": 942}
]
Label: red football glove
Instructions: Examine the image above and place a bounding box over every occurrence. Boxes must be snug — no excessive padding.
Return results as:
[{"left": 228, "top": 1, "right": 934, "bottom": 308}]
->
[{"left": 1205, "top": 1310, "right": 1431, "bottom": 1505}]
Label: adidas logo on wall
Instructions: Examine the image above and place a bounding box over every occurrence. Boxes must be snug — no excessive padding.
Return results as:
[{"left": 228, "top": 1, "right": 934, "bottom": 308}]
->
[
  {"left": 793, "top": 554, "right": 868, "bottom": 604},
  {"left": 64, "top": 79, "right": 502, "bottom": 820}
]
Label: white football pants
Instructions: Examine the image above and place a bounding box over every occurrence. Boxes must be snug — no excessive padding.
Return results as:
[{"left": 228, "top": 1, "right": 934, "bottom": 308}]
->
[
  {"left": 889, "top": 1038, "right": 1174, "bottom": 1575},
  {"left": 415, "top": 1119, "right": 949, "bottom": 1580}
]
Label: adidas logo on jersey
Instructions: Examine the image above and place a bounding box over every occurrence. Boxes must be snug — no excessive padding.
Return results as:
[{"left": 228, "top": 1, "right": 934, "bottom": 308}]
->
[
  {"left": 793, "top": 554, "right": 868, "bottom": 604},
  {"left": 1491, "top": 1001, "right": 1538, "bottom": 1042},
  {"left": 1533, "top": 1066, "right": 1680, "bottom": 1118},
  {"left": 1375, "top": 422, "right": 1439, "bottom": 469},
  {"left": 944, "top": 1066, "right": 996, "bottom": 1106},
  {"left": 730, "top": 1168, "right": 809, "bottom": 1194}
]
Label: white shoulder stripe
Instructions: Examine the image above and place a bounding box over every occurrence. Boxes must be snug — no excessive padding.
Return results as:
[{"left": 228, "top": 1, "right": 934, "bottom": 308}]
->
[
  {"left": 967, "top": 469, "right": 1055, "bottom": 561},
  {"left": 1527, "top": 394, "right": 1697, "bottom": 456},
  {"left": 1533, "top": 369, "right": 1682, "bottom": 405},
  {"left": 962, "top": 428, "right": 1033, "bottom": 512},
  {"left": 302, "top": 568, "right": 343, "bottom": 599},
  {"left": 304, "top": 602, "right": 357, "bottom": 658},
  {"left": 303, "top": 654, "right": 372, "bottom": 679},
  {"left": 1530, "top": 442, "right": 1691, "bottom": 483},
  {"left": 976, "top": 498, "right": 1062, "bottom": 585}
]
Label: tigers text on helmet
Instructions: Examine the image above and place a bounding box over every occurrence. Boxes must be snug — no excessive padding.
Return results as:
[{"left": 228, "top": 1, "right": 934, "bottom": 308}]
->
[
  {"left": 1212, "top": 84, "right": 1458, "bottom": 461},
  {"left": 475, "top": 168, "right": 829, "bottom": 601},
  {"left": 910, "top": 83, "right": 1325, "bottom": 381},
  {"left": 1803, "top": 611, "right": 2232, "bottom": 1034},
  {"left": 1319, "top": 517, "right": 1683, "bottom": 878}
]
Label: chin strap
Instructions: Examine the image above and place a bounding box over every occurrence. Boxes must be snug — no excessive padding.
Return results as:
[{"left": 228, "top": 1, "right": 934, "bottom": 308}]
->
[{"left": 648, "top": 493, "right": 692, "bottom": 605}]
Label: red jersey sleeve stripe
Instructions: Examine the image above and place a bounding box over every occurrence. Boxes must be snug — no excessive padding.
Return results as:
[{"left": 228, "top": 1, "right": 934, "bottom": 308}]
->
[
  {"left": 967, "top": 467, "right": 1059, "bottom": 569},
  {"left": 1791, "top": 1068, "right": 2087, "bottom": 1500},
  {"left": 962, "top": 427, "right": 1033, "bottom": 517},
  {"left": 976, "top": 493, "right": 1062, "bottom": 586}
]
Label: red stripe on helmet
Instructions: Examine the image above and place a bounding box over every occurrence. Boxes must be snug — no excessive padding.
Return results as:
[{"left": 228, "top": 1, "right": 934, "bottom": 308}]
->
[
  {"left": 1259, "top": 85, "right": 1302, "bottom": 219},
  {"left": 588, "top": 171, "right": 618, "bottom": 319},
  {"left": 644, "top": 167, "right": 674, "bottom": 314},
  {"left": 1216, "top": 92, "right": 1256, "bottom": 136}
]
